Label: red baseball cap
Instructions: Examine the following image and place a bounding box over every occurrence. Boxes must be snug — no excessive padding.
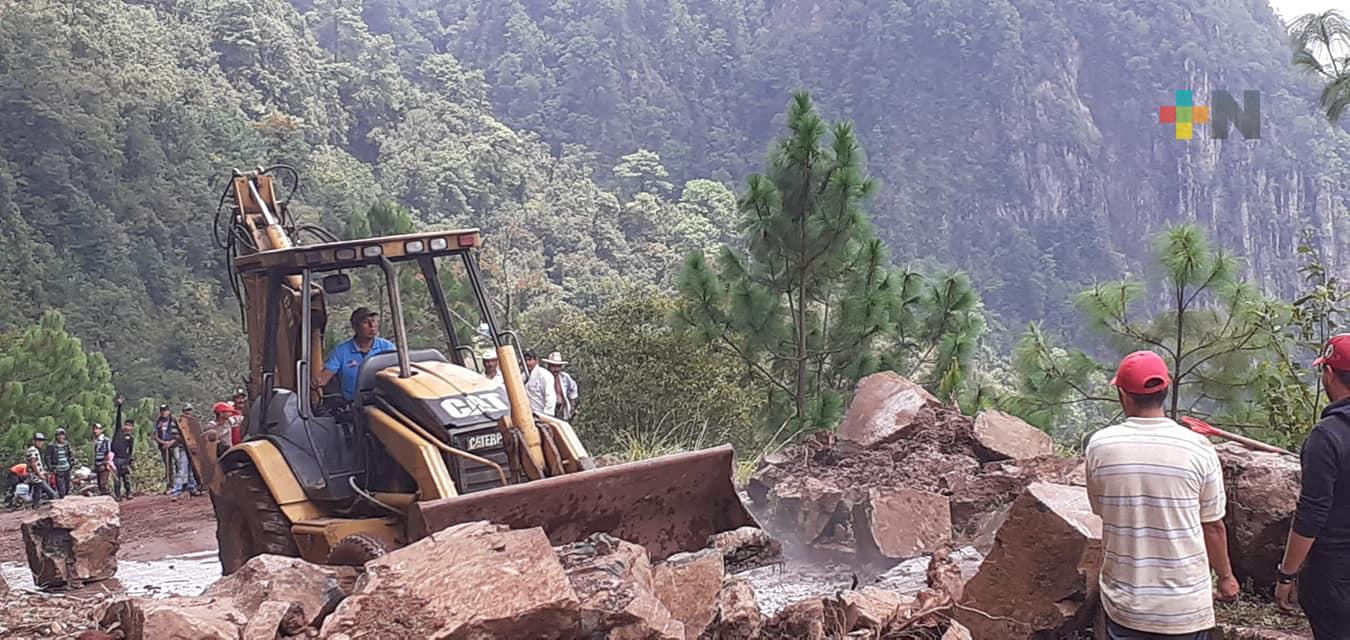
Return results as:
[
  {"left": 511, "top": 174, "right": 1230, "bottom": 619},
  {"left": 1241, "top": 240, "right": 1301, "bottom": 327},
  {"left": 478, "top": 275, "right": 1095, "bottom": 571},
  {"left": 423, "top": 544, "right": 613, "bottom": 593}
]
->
[
  {"left": 1313, "top": 334, "right": 1350, "bottom": 371},
  {"left": 1111, "top": 350, "right": 1172, "bottom": 394}
]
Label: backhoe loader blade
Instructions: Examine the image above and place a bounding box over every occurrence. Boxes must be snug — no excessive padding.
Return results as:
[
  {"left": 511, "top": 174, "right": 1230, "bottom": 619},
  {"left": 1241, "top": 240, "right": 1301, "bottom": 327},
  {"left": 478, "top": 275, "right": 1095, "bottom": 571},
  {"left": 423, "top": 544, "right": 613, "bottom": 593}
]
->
[{"left": 409, "top": 445, "right": 758, "bottom": 562}]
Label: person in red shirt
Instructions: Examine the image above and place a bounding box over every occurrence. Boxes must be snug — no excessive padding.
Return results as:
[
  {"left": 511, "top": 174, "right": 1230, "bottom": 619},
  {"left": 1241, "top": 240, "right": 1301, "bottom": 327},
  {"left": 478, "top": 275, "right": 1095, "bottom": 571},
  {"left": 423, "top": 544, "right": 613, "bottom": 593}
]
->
[{"left": 4, "top": 462, "right": 27, "bottom": 507}]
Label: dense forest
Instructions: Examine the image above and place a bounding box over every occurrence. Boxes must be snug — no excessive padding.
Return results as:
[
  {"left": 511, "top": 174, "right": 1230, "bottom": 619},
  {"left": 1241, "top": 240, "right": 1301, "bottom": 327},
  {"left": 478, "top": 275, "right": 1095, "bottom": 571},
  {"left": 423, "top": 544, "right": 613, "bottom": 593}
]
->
[{"left": 0, "top": 0, "right": 1346, "bottom": 458}]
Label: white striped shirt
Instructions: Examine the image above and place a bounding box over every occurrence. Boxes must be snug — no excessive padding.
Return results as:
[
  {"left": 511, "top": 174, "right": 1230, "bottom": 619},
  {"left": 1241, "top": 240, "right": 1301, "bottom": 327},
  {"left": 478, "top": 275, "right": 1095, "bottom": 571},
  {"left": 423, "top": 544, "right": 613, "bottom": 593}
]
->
[{"left": 1085, "top": 417, "right": 1226, "bottom": 634}]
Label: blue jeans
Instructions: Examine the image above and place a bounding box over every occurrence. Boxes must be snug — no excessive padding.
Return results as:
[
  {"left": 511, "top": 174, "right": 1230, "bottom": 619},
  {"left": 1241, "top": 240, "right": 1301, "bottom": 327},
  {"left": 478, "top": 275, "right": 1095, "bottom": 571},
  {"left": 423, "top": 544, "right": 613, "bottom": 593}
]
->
[{"left": 170, "top": 447, "right": 196, "bottom": 495}]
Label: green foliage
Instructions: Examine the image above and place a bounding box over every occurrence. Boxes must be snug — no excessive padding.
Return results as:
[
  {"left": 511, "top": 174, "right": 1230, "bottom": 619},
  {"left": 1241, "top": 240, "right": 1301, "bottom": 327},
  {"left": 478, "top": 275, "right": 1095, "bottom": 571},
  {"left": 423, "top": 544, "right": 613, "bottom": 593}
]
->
[
  {"left": 676, "top": 92, "right": 984, "bottom": 435},
  {"left": 0, "top": 312, "right": 115, "bottom": 459},
  {"left": 533, "top": 290, "right": 764, "bottom": 456},
  {"left": 1009, "top": 225, "right": 1290, "bottom": 441},
  {"left": 1289, "top": 10, "right": 1350, "bottom": 123}
]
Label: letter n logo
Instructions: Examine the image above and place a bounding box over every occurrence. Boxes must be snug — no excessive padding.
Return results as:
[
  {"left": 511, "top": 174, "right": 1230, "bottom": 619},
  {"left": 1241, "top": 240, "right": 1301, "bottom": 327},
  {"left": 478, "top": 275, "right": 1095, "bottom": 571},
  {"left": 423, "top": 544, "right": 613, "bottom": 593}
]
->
[{"left": 1210, "top": 90, "right": 1260, "bottom": 140}]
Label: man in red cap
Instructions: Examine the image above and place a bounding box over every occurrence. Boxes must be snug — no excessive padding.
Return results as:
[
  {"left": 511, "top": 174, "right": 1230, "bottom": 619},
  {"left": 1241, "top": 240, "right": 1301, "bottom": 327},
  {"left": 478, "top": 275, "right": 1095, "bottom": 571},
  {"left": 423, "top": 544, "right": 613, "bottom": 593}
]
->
[
  {"left": 1086, "top": 350, "right": 1239, "bottom": 639},
  {"left": 1276, "top": 333, "right": 1350, "bottom": 638}
]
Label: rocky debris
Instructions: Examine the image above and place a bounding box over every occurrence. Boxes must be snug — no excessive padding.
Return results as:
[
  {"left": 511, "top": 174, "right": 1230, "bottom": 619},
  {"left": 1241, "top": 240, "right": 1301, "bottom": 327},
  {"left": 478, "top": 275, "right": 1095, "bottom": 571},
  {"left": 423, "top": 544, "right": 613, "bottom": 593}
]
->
[
  {"left": 319, "top": 521, "right": 580, "bottom": 639},
  {"left": 762, "top": 475, "right": 847, "bottom": 546},
  {"left": 654, "top": 549, "right": 726, "bottom": 639},
  {"left": 101, "top": 596, "right": 249, "bottom": 640},
  {"left": 955, "top": 482, "right": 1103, "bottom": 639},
  {"left": 852, "top": 487, "right": 951, "bottom": 562},
  {"left": 708, "top": 527, "right": 782, "bottom": 573},
  {"left": 1214, "top": 625, "right": 1313, "bottom": 640},
  {"left": 0, "top": 589, "right": 117, "bottom": 640},
  {"left": 22, "top": 496, "right": 120, "bottom": 589},
  {"left": 202, "top": 553, "right": 355, "bottom": 630},
  {"left": 699, "top": 577, "right": 763, "bottom": 640},
  {"left": 871, "top": 546, "right": 983, "bottom": 595},
  {"left": 558, "top": 532, "right": 684, "bottom": 639},
  {"left": 836, "top": 372, "right": 941, "bottom": 448},
  {"left": 1217, "top": 443, "right": 1301, "bottom": 592},
  {"left": 972, "top": 410, "right": 1055, "bottom": 461},
  {"left": 241, "top": 600, "right": 305, "bottom": 640},
  {"left": 758, "top": 549, "right": 965, "bottom": 640},
  {"left": 942, "top": 620, "right": 973, "bottom": 639},
  {"left": 748, "top": 386, "right": 1082, "bottom": 561},
  {"left": 969, "top": 505, "right": 1009, "bottom": 556}
]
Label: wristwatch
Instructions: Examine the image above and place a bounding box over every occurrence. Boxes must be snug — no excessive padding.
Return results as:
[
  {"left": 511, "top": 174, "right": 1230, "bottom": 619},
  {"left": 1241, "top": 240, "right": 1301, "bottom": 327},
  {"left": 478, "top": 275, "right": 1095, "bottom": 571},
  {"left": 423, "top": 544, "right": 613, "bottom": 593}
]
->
[{"left": 1277, "top": 565, "right": 1299, "bottom": 584}]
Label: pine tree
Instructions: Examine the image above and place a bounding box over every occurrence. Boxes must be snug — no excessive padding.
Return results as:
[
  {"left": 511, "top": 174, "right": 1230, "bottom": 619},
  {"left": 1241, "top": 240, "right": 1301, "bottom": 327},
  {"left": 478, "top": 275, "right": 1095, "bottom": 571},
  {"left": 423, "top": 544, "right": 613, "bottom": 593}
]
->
[
  {"left": 0, "top": 310, "right": 116, "bottom": 457},
  {"left": 1009, "top": 224, "right": 1287, "bottom": 433},
  {"left": 1289, "top": 10, "right": 1350, "bottom": 123},
  {"left": 676, "top": 92, "right": 984, "bottom": 434}
]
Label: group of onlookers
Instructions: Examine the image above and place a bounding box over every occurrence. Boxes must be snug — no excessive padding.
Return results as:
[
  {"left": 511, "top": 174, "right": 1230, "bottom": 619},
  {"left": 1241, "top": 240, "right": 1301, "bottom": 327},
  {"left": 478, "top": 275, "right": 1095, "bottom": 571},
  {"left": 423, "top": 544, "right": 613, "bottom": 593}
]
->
[
  {"left": 480, "top": 349, "right": 579, "bottom": 421},
  {"left": 4, "top": 389, "right": 249, "bottom": 507}
]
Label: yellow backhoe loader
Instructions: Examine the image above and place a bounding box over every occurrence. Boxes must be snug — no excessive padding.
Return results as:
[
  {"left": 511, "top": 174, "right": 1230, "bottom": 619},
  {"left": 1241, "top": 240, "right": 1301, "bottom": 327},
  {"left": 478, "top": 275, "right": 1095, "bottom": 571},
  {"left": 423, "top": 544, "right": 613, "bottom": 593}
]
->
[{"left": 184, "top": 166, "right": 757, "bottom": 574}]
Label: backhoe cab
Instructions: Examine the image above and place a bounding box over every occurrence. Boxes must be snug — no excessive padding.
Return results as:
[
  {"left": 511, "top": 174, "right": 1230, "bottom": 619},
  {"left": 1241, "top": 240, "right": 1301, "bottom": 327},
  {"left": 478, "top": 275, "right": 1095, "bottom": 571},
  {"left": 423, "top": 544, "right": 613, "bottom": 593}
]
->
[{"left": 192, "top": 167, "right": 756, "bottom": 574}]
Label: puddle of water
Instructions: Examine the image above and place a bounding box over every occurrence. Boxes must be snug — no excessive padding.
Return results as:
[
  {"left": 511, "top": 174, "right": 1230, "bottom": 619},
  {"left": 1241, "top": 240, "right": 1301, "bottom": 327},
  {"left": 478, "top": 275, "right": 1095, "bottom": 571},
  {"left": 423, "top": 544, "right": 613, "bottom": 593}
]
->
[{"left": 2, "top": 549, "right": 221, "bottom": 598}]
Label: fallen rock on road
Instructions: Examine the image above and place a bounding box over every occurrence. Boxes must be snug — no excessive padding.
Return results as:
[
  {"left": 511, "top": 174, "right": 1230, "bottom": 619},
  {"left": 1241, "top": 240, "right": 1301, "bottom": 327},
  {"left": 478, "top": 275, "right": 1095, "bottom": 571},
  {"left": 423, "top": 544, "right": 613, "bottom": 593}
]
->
[
  {"left": 319, "top": 521, "right": 580, "bottom": 639},
  {"left": 203, "top": 553, "right": 356, "bottom": 630},
  {"left": 559, "top": 532, "right": 684, "bottom": 639},
  {"left": 654, "top": 549, "right": 726, "bottom": 639},
  {"left": 101, "top": 596, "right": 248, "bottom": 640},
  {"left": 1217, "top": 442, "right": 1301, "bottom": 593},
  {"left": 852, "top": 487, "right": 951, "bottom": 562},
  {"left": 22, "top": 496, "right": 120, "bottom": 589},
  {"left": 972, "top": 409, "right": 1055, "bottom": 461},
  {"left": 955, "top": 482, "right": 1103, "bottom": 639},
  {"left": 836, "top": 372, "right": 942, "bottom": 448}
]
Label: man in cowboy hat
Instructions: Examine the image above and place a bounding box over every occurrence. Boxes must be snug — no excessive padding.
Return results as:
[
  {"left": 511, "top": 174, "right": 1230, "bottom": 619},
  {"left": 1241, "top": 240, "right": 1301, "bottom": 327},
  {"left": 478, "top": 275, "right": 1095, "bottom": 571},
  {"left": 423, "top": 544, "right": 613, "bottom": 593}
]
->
[
  {"left": 1277, "top": 333, "right": 1350, "bottom": 637},
  {"left": 542, "top": 351, "right": 579, "bottom": 421}
]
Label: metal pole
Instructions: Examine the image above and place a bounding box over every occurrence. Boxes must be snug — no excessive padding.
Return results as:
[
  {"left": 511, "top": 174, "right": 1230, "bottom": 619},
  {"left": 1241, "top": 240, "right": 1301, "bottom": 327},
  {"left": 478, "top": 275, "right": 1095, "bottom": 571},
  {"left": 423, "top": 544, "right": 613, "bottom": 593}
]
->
[{"left": 380, "top": 256, "right": 412, "bottom": 378}]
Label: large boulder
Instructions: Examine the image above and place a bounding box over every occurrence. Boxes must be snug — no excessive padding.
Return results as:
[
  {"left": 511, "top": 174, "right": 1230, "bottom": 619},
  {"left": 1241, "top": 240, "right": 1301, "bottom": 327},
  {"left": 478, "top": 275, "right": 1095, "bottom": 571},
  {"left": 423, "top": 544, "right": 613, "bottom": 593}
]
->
[
  {"left": 654, "top": 549, "right": 725, "bottom": 639},
  {"left": 763, "top": 476, "right": 847, "bottom": 545},
  {"left": 1217, "top": 443, "right": 1301, "bottom": 592},
  {"left": 836, "top": 372, "right": 941, "bottom": 448},
  {"left": 241, "top": 600, "right": 305, "bottom": 640},
  {"left": 842, "top": 586, "right": 915, "bottom": 631},
  {"left": 852, "top": 487, "right": 951, "bottom": 562},
  {"left": 202, "top": 553, "right": 355, "bottom": 629},
  {"left": 101, "top": 596, "right": 248, "bottom": 640},
  {"left": 558, "top": 533, "right": 684, "bottom": 640},
  {"left": 21, "top": 495, "right": 119, "bottom": 588},
  {"left": 698, "top": 577, "right": 762, "bottom": 640},
  {"left": 319, "top": 521, "right": 580, "bottom": 639},
  {"left": 972, "top": 410, "right": 1055, "bottom": 462},
  {"left": 954, "top": 483, "right": 1103, "bottom": 639}
]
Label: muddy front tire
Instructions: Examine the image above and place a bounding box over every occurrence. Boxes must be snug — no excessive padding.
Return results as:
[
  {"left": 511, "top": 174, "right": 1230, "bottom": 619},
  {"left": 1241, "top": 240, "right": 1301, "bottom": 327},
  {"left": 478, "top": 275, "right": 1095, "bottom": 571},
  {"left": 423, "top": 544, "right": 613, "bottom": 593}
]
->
[{"left": 213, "top": 466, "right": 297, "bottom": 575}]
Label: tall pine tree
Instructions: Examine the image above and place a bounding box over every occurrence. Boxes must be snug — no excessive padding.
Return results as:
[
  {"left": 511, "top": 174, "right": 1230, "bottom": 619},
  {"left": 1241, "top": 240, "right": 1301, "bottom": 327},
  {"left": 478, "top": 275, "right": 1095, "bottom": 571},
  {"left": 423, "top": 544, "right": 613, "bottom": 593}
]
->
[{"left": 676, "top": 92, "right": 983, "bottom": 436}]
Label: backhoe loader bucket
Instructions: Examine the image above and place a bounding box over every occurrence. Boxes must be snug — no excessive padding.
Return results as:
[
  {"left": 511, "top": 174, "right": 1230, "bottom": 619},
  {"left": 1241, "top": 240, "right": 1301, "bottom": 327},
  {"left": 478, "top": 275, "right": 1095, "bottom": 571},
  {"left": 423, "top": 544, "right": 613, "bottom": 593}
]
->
[{"left": 409, "top": 445, "right": 758, "bottom": 562}]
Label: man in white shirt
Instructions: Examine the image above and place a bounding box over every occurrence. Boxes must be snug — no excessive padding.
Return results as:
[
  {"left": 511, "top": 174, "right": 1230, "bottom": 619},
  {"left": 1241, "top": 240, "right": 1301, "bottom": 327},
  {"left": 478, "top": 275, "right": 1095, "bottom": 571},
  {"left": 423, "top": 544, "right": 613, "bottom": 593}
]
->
[
  {"left": 1085, "top": 350, "right": 1239, "bottom": 639},
  {"left": 523, "top": 350, "right": 556, "bottom": 417},
  {"left": 542, "top": 351, "right": 579, "bottom": 421},
  {"left": 481, "top": 350, "right": 504, "bottom": 388}
]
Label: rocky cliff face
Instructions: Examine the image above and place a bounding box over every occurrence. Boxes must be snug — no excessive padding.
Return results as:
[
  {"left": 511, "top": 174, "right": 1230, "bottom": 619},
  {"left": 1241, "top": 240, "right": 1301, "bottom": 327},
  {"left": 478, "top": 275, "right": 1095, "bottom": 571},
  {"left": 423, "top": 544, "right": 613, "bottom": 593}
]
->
[{"left": 408, "top": 0, "right": 1350, "bottom": 329}]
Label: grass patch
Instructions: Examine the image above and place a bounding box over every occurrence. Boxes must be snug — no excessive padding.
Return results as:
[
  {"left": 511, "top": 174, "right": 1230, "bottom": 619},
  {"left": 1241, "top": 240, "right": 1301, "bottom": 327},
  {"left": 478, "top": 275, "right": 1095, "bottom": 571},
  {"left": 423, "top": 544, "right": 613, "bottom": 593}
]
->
[{"left": 1215, "top": 594, "right": 1310, "bottom": 633}]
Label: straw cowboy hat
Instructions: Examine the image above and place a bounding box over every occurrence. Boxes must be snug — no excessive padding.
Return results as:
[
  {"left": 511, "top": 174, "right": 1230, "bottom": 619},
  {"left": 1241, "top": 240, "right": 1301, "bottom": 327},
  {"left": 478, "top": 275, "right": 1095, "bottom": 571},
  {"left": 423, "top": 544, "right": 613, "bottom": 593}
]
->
[
  {"left": 481, "top": 350, "right": 499, "bottom": 361},
  {"left": 541, "top": 351, "right": 568, "bottom": 366}
]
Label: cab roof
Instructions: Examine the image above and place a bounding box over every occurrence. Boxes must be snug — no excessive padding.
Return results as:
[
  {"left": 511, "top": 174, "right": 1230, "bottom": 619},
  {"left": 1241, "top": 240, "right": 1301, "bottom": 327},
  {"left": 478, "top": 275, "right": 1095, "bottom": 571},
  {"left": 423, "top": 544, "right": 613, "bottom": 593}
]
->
[{"left": 233, "top": 229, "right": 482, "bottom": 274}]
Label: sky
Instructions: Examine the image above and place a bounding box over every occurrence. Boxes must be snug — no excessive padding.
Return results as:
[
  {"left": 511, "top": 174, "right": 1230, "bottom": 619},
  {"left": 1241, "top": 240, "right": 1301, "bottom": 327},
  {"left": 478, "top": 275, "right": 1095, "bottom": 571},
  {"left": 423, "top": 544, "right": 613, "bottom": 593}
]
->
[{"left": 1268, "top": 0, "right": 1348, "bottom": 19}]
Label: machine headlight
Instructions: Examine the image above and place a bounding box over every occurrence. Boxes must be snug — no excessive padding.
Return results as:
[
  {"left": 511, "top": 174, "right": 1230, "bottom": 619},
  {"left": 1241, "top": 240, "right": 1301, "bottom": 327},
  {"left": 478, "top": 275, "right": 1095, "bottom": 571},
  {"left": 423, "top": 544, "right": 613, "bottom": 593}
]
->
[
  {"left": 405, "top": 240, "right": 425, "bottom": 253},
  {"left": 361, "top": 245, "right": 383, "bottom": 257},
  {"left": 429, "top": 237, "right": 449, "bottom": 251},
  {"left": 335, "top": 248, "right": 357, "bottom": 260}
]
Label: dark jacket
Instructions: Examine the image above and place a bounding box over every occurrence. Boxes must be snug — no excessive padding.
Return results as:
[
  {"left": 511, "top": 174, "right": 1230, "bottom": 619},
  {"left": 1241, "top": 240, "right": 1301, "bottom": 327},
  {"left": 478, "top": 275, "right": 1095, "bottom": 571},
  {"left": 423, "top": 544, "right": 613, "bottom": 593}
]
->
[
  {"left": 1293, "top": 397, "right": 1350, "bottom": 552},
  {"left": 45, "top": 441, "right": 74, "bottom": 472},
  {"left": 111, "top": 432, "right": 134, "bottom": 461}
]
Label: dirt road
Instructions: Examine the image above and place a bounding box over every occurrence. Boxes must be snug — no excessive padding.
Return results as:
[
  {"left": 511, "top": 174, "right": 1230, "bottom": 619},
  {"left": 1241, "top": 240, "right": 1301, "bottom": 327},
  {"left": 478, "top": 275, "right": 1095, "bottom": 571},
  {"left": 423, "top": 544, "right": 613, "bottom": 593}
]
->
[{"left": 0, "top": 493, "right": 217, "bottom": 564}]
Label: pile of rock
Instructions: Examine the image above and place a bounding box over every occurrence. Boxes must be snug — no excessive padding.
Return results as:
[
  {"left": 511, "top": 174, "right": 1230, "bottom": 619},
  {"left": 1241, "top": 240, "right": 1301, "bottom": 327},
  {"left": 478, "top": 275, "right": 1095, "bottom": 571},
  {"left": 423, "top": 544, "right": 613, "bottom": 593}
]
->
[{"left": 746, "top": 372, "right": 1079, "bottom": 565}]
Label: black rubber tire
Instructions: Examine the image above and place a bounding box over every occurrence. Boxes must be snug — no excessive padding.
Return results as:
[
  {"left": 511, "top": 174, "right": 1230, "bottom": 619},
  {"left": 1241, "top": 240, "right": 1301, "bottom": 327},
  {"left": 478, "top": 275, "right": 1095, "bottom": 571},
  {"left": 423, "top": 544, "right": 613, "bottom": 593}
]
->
[
  {"left": 325, "top": 533, "right": 389, "bottom": 567},
  {"left": 213, "top": 466, "right": 298, "bottom": 575}
]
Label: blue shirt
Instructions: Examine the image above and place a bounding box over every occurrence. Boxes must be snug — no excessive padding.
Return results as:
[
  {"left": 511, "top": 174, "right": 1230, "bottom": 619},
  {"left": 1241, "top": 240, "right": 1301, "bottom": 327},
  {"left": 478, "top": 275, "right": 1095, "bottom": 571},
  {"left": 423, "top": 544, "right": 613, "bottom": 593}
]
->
[{"left": 324, "top": 337, "right": 396, "bottom": 400}]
